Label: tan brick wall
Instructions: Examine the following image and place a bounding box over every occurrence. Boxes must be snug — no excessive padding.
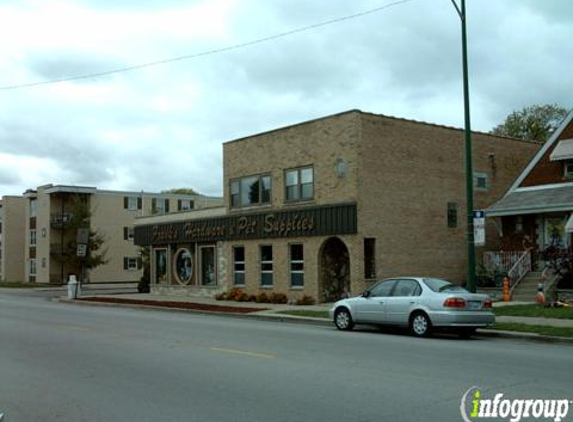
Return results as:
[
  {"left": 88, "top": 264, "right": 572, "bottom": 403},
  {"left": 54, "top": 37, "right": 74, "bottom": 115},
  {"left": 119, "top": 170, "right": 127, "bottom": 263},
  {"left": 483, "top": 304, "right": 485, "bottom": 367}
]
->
[
  {"left": 358, "top": 113, "right": 540, "bottom": 284},
  {"left": 223, "top": 111, "right": 362, "bottom": 211},
  {"left": 219, "top": 234, "right": 362, "bottom": 302}
]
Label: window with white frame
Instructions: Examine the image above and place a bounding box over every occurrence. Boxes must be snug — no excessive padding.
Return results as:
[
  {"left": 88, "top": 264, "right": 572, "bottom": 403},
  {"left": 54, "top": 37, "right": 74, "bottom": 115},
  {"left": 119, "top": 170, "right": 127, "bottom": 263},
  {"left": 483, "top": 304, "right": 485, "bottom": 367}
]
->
[
  {"left": 124, "top": 196, "right": 141, "bottom": 210},
  {"left": 153, "top": 198, "right": 169, "bottom": 214},
  {"left": 30, "top": 229, "right": 37, "bottom": 246},
  {"left": 233, "top": 246, "right": 245, "bottom": 285},
  {"left": 29, "top": 259, "right": 37, "bottom": 275},
  {"left": 123, "top": 226, "right": 135, "bottom": 241},
  {"left": 230, "top": 174, "right": 271, "bottom": 208},
  {"left": 289, "top": 244, "right": 304, "bottom": 287},
  {"left": 178, "top": 199, "right": 194, "bottom": 211},
  {"left": 123, "top": 257, "right": 140, "bottom": 271},
  {"left": 285, "top": 167, "right": 313, "bottom": 202},
  {"left": 260, "top": 245, "right": 273, "bottom": 287}
]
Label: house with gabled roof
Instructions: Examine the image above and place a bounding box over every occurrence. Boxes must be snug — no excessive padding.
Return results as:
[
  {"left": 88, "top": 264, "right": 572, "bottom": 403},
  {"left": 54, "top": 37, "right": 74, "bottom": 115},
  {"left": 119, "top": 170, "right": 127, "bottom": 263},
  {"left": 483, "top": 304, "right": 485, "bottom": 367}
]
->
[{"left": 486, "top": 109, "right": 573, "bottom": 300}]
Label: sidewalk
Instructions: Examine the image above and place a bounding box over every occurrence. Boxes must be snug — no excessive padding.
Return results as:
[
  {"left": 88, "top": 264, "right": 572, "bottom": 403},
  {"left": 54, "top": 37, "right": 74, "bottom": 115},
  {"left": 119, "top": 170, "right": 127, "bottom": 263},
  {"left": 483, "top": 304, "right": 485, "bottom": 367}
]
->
[{"left": 58, "top": 292, "right": 573, "bottom": 333}]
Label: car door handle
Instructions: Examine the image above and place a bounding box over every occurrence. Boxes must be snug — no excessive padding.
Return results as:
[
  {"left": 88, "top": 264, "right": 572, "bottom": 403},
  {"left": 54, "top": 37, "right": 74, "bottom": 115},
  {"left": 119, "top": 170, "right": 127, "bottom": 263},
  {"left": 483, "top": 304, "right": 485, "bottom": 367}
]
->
[{"left": 378, "top": 301, "right": 384, "bottom": 304}]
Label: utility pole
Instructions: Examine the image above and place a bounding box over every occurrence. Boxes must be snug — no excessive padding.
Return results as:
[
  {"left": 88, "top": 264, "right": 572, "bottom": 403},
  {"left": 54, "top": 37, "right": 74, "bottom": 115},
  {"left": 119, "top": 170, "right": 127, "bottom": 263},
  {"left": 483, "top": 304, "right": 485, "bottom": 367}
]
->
[{"left": 450, "top": 0, "right": 476, "bottom": 292}]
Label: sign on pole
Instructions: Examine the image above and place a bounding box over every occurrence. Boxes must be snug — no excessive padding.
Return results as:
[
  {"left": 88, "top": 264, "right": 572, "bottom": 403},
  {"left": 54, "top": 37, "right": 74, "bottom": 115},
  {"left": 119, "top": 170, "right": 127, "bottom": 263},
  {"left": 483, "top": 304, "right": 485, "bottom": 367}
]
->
[
  {"left": 473, "top": 210, "right": 485, "bottom": 246},
  {"left": 77, "top": 244, "right": 87, "bottom": 257}
]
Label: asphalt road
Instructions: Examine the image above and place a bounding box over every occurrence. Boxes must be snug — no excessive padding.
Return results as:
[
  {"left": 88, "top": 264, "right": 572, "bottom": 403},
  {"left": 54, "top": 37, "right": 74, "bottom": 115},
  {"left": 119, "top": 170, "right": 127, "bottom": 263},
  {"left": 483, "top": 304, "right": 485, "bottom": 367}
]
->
[{"left": 1, "top": 290, "right": 571, "bottom": 422}]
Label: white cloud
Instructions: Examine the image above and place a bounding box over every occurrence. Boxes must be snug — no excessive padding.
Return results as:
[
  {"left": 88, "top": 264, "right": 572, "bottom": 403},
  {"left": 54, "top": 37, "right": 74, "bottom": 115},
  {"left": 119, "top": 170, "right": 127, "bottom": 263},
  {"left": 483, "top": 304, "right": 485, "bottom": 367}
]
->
[{"left": 0, "top": 0, "right": 572, "bottom": 198}]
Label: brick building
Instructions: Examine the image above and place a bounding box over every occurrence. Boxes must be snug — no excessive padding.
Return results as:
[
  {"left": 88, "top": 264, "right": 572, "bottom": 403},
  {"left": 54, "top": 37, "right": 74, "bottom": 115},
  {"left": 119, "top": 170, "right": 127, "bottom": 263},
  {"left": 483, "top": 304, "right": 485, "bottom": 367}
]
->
[
  {"left": 134, "top": 110, "right": 540, "bottom": 302},
  {"left": 0, "top": 184, "right": 221, "bottom": 284},
  {"left": 485, "top": 109, "right": 573, "bottom": 299}
]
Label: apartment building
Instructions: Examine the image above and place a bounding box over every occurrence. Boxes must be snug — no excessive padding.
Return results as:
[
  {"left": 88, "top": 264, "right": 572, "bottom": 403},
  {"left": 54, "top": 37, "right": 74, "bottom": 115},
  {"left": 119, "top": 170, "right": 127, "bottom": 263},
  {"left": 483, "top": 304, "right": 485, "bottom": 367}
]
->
[
  {"left": 134, "top": 110, "right": 541, "bottom": 302},
  {"left": 0, "top": 196, "right": 27, "bottom": 282},
  {"left": 1, "top": 184, "right": 222, "bottom": 284}
]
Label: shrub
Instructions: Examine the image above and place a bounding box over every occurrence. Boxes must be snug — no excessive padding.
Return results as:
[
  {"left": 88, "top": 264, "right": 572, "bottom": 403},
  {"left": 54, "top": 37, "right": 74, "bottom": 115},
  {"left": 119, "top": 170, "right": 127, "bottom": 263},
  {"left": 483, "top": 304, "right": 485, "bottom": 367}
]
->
[
  {"left": 226, "top": 288, "right": 244, "bottom": 301},
  {"left": 256, "top": 292, "right": 270, "bottom": 303},
  {"left": 248, "top": 294, "right": 258, "bottom": 302},
  {"left": 296, "top": 295, "right": 316, "bottom": 305},
  {"left": 270, "top": 292, "right": 288, "bottom": 304},
  {"left": 214, "top": 292, "right": 228, "bottom": 301}
]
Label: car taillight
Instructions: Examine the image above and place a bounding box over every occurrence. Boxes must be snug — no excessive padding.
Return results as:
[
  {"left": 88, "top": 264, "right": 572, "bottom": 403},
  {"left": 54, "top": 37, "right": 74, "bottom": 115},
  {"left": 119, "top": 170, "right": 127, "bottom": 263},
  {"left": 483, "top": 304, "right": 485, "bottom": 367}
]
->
[
  {"left": 483, "top": 299, "right": 493, "bottom": 309},
  {"left": 443, "top": 297, "right": 466, "bottom": 308}
]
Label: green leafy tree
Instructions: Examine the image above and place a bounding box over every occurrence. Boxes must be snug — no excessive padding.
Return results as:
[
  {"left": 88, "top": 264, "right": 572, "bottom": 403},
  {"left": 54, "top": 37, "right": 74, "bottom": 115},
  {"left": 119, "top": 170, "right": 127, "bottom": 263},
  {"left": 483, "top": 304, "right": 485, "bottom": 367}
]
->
[
  {"left": 162, "top": 188, "right": 200, "bottom": 195},
  {"left": 491, "top": 103, "right": 568, "bottom": 143},
  {"left": 53, "top": 195, "right": 108, "bottom": 279}
]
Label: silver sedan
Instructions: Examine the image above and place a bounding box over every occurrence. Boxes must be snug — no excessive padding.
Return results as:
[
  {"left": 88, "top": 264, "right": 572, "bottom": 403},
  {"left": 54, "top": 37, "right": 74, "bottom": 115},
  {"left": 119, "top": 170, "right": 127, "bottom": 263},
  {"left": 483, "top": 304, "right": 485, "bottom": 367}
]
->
[{"left": 329, "top": 277, "right": 495, "bottom": 337}]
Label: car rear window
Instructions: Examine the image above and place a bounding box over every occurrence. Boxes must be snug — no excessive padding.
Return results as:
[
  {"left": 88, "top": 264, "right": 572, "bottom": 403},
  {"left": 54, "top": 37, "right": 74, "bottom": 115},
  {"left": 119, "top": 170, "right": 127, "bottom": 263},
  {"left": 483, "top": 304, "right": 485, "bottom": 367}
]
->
[{"left": 423, "top": 278, "right": 468, "bottom": 293}]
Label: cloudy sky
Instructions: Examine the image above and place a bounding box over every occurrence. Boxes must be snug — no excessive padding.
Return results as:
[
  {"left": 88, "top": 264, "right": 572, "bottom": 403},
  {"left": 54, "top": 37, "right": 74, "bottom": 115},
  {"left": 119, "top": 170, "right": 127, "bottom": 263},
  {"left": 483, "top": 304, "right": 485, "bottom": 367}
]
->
[{"left": 0, "top": 0, "right": 572, "bottom": 198}]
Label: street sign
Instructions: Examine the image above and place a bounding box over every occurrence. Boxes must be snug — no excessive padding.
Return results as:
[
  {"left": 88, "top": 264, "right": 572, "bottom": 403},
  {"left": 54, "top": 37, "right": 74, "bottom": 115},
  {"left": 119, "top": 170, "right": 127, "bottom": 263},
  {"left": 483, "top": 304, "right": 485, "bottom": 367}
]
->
[
  {"left": 474, "top": 210, "right": 485, "bottom": 246},
  {"left": 77, "top": 244, "right": 87, "bottom": 257},
  {"left": 77, "top": 228, "right": 90, "bottom": 244}
]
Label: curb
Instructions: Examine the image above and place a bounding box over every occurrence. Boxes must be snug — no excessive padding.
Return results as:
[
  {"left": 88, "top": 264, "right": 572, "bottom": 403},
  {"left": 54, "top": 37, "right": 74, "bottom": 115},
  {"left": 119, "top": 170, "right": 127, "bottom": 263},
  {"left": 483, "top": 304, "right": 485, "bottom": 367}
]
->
[{"left": 55, "top": 297, "right": 573, "bottom": 344}]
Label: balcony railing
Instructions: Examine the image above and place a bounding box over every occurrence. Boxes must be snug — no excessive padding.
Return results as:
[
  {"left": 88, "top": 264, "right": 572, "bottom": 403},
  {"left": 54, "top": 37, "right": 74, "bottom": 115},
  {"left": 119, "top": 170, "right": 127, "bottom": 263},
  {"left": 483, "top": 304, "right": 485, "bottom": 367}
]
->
[{"left": 50, "top": 213, "right": 74, "bottom": 229}]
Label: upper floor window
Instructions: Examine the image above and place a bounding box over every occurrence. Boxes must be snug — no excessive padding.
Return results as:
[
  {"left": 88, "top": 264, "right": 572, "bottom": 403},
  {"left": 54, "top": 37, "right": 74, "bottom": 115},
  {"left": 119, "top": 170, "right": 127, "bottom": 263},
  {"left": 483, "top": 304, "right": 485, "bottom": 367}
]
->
[
  {"left": 178, "top": 199, "right": 194, "bottom": 211},
  {"left": 123, "top": 226, "right": 135, "bottom": 241},
  {"left": 474, "top": 172, "right": 489, "bottom": 191},
  {"left": 30, "top": 199, "right": 38, "bottom": 218},
  {"left": 30, "top": 229, "right": 37, "bottom": 246},
  {"left": 447, "top": 202, "right": 458, "bottom": 228},
  {"left": 152, "top": 198, "right": 170, "bottom": 214},
  {"left": 285, "top": 167, "right": 313, "bottom": 202},
  {"left": 230, "top": 174, "right": 271, "bottom": 208},
  {"left": 124, "top": 196, "right": 142, "bottom": 211}
]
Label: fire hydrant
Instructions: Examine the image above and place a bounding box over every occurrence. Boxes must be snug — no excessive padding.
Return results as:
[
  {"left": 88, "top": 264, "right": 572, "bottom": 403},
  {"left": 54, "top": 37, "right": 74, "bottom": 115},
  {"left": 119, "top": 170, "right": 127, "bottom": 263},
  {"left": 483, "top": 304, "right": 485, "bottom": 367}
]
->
[
  {"left": 67, "top": 275, "right": 81, "bottom": 299},
  {"left": 502, "top": 276, "right": 511, "bottom": 302}
]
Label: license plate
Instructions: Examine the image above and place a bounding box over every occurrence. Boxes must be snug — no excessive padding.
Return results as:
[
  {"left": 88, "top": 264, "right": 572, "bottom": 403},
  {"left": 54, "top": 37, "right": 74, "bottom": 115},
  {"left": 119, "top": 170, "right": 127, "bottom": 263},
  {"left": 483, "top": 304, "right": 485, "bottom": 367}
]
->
[{"left": 467, "top": 301, "right": 482, "bottom": 310}]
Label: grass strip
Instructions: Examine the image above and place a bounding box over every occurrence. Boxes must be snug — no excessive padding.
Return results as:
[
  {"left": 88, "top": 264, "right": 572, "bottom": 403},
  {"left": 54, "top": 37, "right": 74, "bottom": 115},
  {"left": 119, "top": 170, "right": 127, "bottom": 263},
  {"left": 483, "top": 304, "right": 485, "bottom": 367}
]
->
[
  {"left": 490, "top": 322, "right": 573, "bottom": 338},
  {"left": 493, "top": 304, "right": 573, "bottom": 320}
]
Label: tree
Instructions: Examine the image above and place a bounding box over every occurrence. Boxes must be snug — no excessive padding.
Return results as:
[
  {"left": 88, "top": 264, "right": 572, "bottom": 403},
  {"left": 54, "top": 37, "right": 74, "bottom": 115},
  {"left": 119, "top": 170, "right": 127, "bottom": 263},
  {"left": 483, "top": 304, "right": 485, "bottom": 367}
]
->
[
  {"left": 162, "top": 188, "right": 200, "bottom": 195},
  {"left": 490, "top": 103, "right": 568, "bottom": 143},
  {"left": 53, "top": 195, "right": 108, "bottom": 281}
]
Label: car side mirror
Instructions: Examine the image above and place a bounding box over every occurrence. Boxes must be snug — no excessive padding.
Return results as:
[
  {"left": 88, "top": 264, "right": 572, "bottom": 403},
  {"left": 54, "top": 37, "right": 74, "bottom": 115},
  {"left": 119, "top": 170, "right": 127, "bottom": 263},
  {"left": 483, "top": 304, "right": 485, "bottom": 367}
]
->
[{"left": 362, "top": 290, "right": 371, "bottom": 298}]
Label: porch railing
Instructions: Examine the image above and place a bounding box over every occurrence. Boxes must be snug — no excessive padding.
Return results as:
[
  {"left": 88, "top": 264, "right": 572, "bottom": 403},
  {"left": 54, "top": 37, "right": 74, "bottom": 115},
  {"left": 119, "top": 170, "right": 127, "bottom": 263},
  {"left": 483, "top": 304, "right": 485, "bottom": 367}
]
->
[
  {"left": 483, "top": 250, "right": 532, "bottom": 292},
  {"left": 508, "top": 250, "right": 532, "bottom": 295}
]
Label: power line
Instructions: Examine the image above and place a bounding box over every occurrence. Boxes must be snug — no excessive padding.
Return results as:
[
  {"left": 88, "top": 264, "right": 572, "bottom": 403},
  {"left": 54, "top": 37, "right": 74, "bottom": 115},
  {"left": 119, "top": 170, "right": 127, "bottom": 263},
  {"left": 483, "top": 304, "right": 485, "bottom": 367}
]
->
[{"left": 0, "top": 0, "right": 415, "bottom": 91}]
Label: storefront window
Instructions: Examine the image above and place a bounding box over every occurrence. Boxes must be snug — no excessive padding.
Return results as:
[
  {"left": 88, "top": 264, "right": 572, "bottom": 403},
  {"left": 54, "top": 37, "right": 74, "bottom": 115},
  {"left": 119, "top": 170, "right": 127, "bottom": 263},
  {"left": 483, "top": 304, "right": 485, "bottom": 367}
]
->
[
  {"left": 201, "top": 246, "right": 216, "bottom": 286},
  {"left": 260, "top": 245, "right": 273, "bottom": 286},
  {"left": 155, "top": 249, "right": 168, "bottom": 284},
  {"left": 174, "top": 248, "right": 193, "bottom": 285},
  {"left": 233, "top": 246, "right": 245, "bottom": 285},
  {"left": 290, "top": 244, "right": 304, "bottom": 287}
]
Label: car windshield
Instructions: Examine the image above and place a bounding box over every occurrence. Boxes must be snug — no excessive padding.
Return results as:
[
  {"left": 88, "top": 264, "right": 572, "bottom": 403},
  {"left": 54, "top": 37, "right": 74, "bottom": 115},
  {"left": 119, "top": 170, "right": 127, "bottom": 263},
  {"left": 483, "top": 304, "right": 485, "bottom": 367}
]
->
[{"left": 423, "top": 278, "right": 468, "bottom": 293}]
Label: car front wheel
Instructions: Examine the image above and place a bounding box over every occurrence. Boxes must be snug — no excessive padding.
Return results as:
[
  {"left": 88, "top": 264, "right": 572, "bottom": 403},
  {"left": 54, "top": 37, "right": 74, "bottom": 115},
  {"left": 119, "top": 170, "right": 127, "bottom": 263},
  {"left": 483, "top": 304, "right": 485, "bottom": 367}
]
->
[
  {"left": 334, "top": 308, "right": 354, "bottom": 331},
  {"left": 410, "top": 312, "right": 432, "bottom": 337}
]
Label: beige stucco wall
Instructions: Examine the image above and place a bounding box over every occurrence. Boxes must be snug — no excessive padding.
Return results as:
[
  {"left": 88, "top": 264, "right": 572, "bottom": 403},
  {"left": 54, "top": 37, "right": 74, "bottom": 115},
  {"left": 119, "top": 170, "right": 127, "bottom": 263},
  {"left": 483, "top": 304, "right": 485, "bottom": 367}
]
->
[{"left": 0, "top": 197, "right": 26, "bottom": 282}]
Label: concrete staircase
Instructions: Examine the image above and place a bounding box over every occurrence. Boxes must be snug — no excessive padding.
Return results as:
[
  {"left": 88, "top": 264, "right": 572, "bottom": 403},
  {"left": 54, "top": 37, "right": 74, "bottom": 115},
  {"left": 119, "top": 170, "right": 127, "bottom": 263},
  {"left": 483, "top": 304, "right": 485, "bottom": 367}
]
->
[{"left": 511, "top": 271, "right": 543, "bottom": 302}]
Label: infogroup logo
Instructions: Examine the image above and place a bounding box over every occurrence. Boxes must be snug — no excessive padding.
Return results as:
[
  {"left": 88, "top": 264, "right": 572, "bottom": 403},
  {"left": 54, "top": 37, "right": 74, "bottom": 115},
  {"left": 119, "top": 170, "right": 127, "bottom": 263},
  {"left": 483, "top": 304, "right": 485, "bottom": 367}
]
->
[{"left": 460, "top": 387, "right": 571, "bottom": 422}]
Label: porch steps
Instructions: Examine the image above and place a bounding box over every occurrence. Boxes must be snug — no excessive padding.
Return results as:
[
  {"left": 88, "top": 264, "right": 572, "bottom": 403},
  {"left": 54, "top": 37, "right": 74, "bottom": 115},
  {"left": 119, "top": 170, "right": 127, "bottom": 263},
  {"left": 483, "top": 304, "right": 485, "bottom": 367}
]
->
[{"left": 511, "top": 271, "right": 543, "bottom": 302}]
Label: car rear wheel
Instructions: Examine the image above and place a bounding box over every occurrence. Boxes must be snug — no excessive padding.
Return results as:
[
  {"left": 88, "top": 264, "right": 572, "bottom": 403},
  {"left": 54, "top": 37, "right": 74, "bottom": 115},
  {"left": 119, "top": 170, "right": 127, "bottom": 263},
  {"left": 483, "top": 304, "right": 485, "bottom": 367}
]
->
[
  {"left": 334, "top": 308, "right": 354, "bottom": 331},
  {"left": 410, "top": 312, "right": 432, "bottom": 337}
]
